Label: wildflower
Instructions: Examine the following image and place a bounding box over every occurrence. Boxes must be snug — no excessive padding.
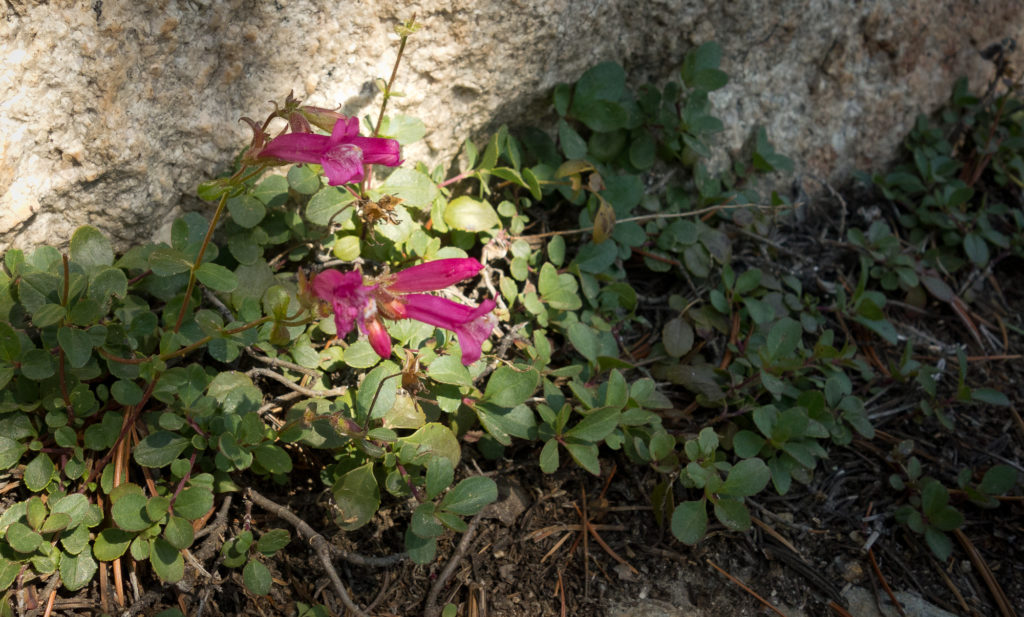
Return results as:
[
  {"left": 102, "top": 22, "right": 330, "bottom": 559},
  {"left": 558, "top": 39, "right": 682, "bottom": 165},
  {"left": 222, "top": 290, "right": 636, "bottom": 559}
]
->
[
  {"left": 310, "top": 258, "right": 496, "bottom": 365},
  {"left": 258, "top": 116, "right": 401, "bottom": 186}
]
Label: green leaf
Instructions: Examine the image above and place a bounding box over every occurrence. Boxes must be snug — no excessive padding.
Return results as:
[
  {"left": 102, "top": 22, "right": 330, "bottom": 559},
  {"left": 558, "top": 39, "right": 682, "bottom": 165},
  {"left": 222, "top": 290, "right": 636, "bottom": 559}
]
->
[
  {"left": 426, "top": 457, "right": 455, "bottom": 500},
  {"left": 111, "top": 493, "right": 152, "bottom": 532},
  {"left": 929, "top": 505, "right": 964, "bottom": 532},
  {"left": 32, "top": 303, "right": 66, "bottom": 328},
  {"left": 671, "top": 500, "right": 707, "bottom": 545},
  {"left": 537, "top": 263, "right": 581, "bottom": 310},
  {"left": 24, "top": 453, "right": 55, "bottom": 492},
  {"left": 6, "top": 522, "right": 42, "bottom": 553},
  {"left": 227, "top": 194, "right": 267, "bottom": 228},
  {"left": 713, "top": 497, "right": 752, "bottom": 531},
  {"left": 70, "top": 225, "right": 114, "bottom": 270},
  {"left": 483, "top": 366, "right": 539, "bottom": 408},
  {"left": 163, "top": 516, "right": 195, "bottom": 550},
  {"left": 0, "top": 437, "right": 27, "bottom": 471},
  {"left": 573, "top": 99, "right": 627, "bottom": 132},
  {"left": 539, "top": 439, "right": 559, "bottom": 473},
  {"left": 662, "top": 317, "right": 694, "bottom": 358},
  {"left": 380, "top": 168, "right": 439, "bottom": 209},
  {"left": 256, "top": 529, "right": 291, "bottom": 556},
  {"left": 401, "top": 423, "right": 462, "bottom": 467},
  {"left": 963, "top": 232, "right": 989, "bottom": 266},
  {"left": 89, "top": 267, "right": 128, "bottom": 303},
  {"left": 404, "top": 527, "right": 437, "bottom": 564},
  {"left": 427, "top": 355, "right": 472, "bottom": 387},
  {"left": 40, "top": 513, "right": 72, "bottom": 534},
  {"left": 558, "top": 119, "right": 587, "bottom": 159},
  {"left": 150, "top": 538, "right": 185, "bottom": 583},
  {"left": 19, "top": 348, "right": 55, "bottom": 381},
  {"left": 221, "top": 531, "right": 253, "bottom": 568},
  {"left": 332, "top": 463, "right": 380, "bottom": 531},
  {"left": 763, "top": 317, "right": 802, "bottom": 363},
  {"left": 57, "top": 326, "right": 94, "bottom": 369},
  {"left": 59, "top": 551, "right": 97, "bottom": 591},
  {"left": 196, "top": 262, "right": 238, "bottom": 292},
  {"left": 720, "top": 459, "right": 770, "bottom": 497},
  {"left": 440, "top": 476, "right": 498, "bottom": 515},
  {"left": 970, "top": 388, "right": 1009, "bottom": 406},
  {"left": 173, "top": 487, "right": 214, "bottom": 521},
  {"left": 979, "top": 465, "right": 1018, "bottom": 495},
  {"left": 444, "top": 196, "right": 500, "bottom": 232},
  {"left": 568, "top": 322, "right": 600, "bottom": 363},
  {"left": 94, "top": 528, "right": 134, "bottom": 561},
  {"left": 629, "top": 132, "right": 656, "bottom": 170},
  {"left": 134, "top": 431, "right": 190, "bottom": 468},
  {"left": 565, "top": 407, "right": 620, "bottom": 442},
  {"left": 253, "top": 444, "right": 293, "bottom": 475},
  {"left": 474, "top": 404, "right": 537, "bottom": 446},
  {"left": 287, "top": 164, "right": 322, "bottom": 195},
  {"left": 111, "top": 379, "right": 143, "bottom": 405},
  {"left": 925, "top": 527, "right": 953, "bottom": 561},
  {"left": 306, "top": 186, "right": 355, "bottom": 226},
  {"left": 148, "top": 247, "right": 193, "bottom": 276},
  {"left": 564, "top": 440, "right": 601, "bottom": 475},
  {"left": 243, "top": 559, "right": 273, "bottom": 595}
]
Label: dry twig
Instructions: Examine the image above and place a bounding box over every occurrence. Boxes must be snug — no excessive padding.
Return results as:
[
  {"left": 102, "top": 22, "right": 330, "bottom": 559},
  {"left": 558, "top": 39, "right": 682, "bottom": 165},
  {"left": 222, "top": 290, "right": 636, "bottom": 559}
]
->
[
  {"left": 247, "top": 488, "right": 369, "bottom": 617},
  {"left": 423, "top": 511, "right": 485, "bottom": 617}
]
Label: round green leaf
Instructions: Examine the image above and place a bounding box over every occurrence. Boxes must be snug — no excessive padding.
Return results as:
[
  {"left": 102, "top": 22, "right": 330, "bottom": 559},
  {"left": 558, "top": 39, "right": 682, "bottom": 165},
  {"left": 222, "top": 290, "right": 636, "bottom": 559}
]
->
[
  {"left": 6, "top": 522, "right": 42, "bottom": 553},
  {"left": 93, "top": 528, "right": 134, "bottom": 561},
  {"left": 70, "top": 225, "right": 113, "bottom": 270},
  {"left": 243, "top": 559, "right": 272, "bottom": 595},
  {"left": 671, "top": 500, "right": 707, "bottom": 545},
  {"left": 0, "top": 436, "right": 27, "bottom": 471},
  {"left": 444, "top": 196, "right": 500, "bottom": 232},
  {"left": 150, "top": 538, "right": 184, "bottom": 583},
  {"left": 133, "top": 430, "right": 189, "bottom": 468},
  {"left": 255, "top": 529, "right": 291, "bottom": 556},
  {"left": 172, "top": 487, "right": 214, "bottom": 521},
  {"left": 111, "top": 379, "right": 143, "bottom": 406},
  {"left": 483, "top": 366, "right": 539, "bottom": 408},
  {"left": 163, "top": 516, "right": 195, "bottom": 550},
  {"left": 60, "top": 551, "right": 98, "bottom": 591},
  {"left": 713, "top": 497, "right": 752, "bottom": 531},
  {"left": 196, "top": 262, "right": 238, "bottom": 292},
  {"left": 253, "top": 444, "right": 293, "bottom": 475},
  {"left": 24, "top": 453, "right": 55, "bottom": 492},
  {"left": 332, "top": 463, "right": 380, "bottom": 531},
  {"left": 111, "top": 493, "right": 152, "bottom": 532},
  {"left": 720, "top": 458, "right": 770, "bottom": 497}
]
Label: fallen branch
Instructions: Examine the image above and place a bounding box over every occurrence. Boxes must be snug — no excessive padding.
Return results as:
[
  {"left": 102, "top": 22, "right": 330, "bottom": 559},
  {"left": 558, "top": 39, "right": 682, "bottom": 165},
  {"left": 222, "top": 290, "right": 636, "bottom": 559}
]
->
[
  {"left": 423, "top": 512, "right": 485, "bottom": 617},
  {"left": 247, "top": 488, "right": 368, "bottom": 617}
]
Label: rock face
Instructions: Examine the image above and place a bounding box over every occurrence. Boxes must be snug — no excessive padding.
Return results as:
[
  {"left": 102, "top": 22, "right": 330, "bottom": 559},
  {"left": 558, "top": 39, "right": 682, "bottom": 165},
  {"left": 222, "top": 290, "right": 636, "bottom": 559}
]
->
[{"left": 1, "top": 1, "right": 1020, "bottom": 251}]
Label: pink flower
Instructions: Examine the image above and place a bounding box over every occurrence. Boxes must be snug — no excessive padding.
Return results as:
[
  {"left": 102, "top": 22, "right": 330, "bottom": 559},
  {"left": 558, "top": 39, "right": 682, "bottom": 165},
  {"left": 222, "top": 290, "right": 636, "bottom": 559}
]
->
[
  {"left": 310, "top": 259, "right": 496, "bottom": 365},
  {"left": 258, "top": 117, "right": 402, "bottom": 186}
]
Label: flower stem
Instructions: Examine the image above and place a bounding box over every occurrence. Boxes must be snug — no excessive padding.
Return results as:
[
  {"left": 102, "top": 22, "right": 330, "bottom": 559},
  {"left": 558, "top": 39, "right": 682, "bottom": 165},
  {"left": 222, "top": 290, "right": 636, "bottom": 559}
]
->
[{"left": 173, "top": 192, "right": 229, "bottom": 333}]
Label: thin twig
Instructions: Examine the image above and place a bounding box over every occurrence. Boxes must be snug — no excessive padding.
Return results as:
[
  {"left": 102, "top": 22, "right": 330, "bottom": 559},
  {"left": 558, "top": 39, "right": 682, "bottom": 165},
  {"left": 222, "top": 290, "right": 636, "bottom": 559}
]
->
[
  {"left": 867, "top": 547, "right": 906, "bottom": 617},
  {"left": 707, "top": 558, "right": 789, "bottom": 617},
  {"left": 513, "top": 203, "right": 784, "bottom": 241},
  {"left": 247, "top": 352, "right": 322, "bottom": 378},
  {"left": 246, "top": 368, "right": 348, "bottom": 399},
  {"left": 247, "top": 488, "right": 369, "bottom": 617},
  {"left": 423, "top": 512, "right": 485, "bottom": 617},
  {"left": 954, "top": 528, "right": 1018, "bottom": 617}
]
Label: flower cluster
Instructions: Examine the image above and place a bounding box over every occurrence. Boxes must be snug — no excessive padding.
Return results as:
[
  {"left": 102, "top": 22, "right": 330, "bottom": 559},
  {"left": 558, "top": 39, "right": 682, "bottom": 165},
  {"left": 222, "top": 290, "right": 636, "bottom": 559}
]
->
[
  {"left": 254, "top": 106, "right": 402, "bottom": 186},
  {"left": 311, "top": 258, "right": 497, "bottom": 365}
]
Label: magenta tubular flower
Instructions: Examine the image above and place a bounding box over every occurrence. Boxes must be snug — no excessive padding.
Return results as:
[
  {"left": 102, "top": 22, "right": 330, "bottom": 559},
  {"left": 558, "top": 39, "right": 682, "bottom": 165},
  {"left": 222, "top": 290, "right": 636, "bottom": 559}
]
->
[
  {"left": 258, "top": 117, "right": 401, "bottom": 186},
  {"left": 309, "top": 269, "right": 376, "bottom": 337},
  {"left": 400, "top": 295, "right": 498, "bottom": 365},
  {"left": 387, "top": 258, "right": 485, "bottom": 293},
  {"left": 310, "top": 259, "right": 495, "bottom": 365}
]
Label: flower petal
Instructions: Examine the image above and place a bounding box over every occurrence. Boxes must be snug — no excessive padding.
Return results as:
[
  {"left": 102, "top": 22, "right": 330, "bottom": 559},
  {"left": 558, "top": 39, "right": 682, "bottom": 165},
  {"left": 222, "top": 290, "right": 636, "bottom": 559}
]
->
[
  {"left": 401, "top": 295, "right": 496, "bottom": 365},
  {"left": 388, "top": 258, "right": 484, "bottom": 293},
  {"left": 321, "top": 142, "right": 365, "bottom": 186},
  {"left": 258, "top": 132, "right": 329, "bottom": 165},
  {"left": 310, "top": 270, "right": 374, "bottom": 336},
  {"left": 363, "top": 314, "right": 393, "bottom": 360},
  {"left": 348, "top": 136, "right": 402, "bottom": 167}
]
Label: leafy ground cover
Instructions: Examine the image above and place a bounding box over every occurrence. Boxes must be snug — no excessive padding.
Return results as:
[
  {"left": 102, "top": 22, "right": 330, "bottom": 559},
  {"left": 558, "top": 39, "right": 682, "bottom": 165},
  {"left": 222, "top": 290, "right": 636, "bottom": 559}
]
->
[{"left": 0, "top": 24, "right": 1021, "bottom": 617}]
